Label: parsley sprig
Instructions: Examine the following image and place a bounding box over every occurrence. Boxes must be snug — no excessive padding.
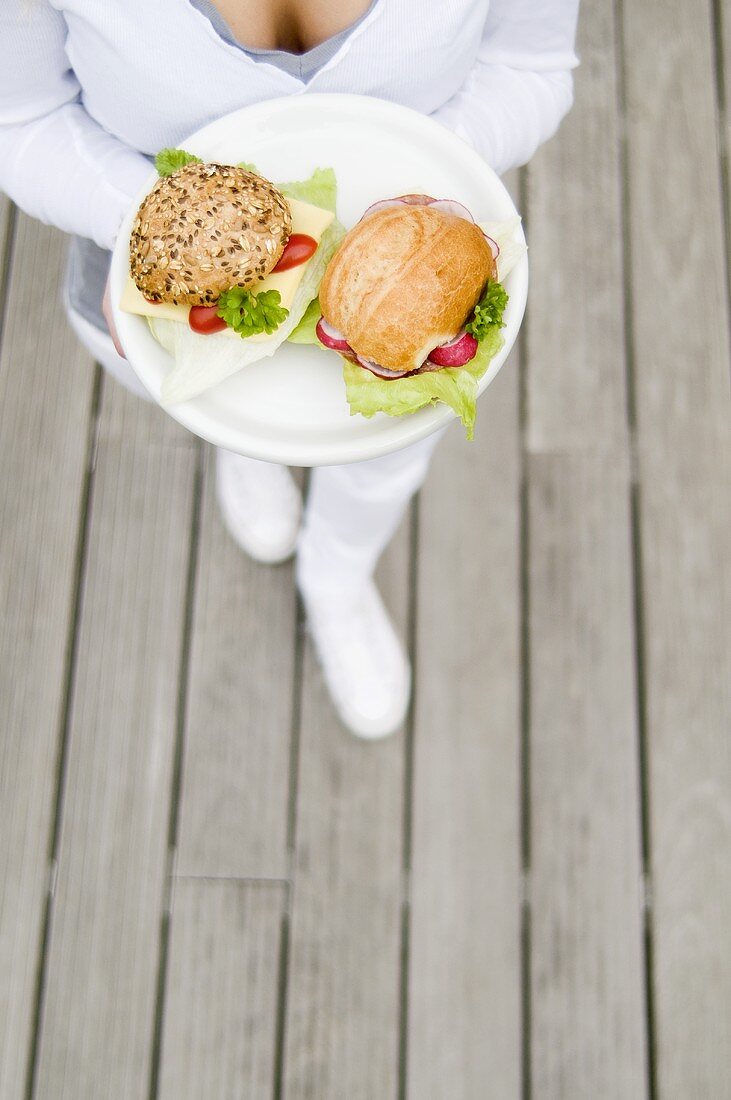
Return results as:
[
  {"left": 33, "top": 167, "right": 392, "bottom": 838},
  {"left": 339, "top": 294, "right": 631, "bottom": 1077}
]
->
[
  {"left": 217, "top": 287, "right": 289, "bottom": 338},
  {"left": 155, "top": 148, "right": 202, "bottom": 176},
  {"left": 465, "top": 279, "right": 509, "bottom": 342}
]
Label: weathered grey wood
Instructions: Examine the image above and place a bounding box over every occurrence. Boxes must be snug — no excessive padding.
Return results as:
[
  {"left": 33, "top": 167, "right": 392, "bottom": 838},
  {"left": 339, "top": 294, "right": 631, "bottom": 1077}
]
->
[
  {"left": 720, "top": 0, "right": 731, "bottom": 221},
  {"left": 33, "top": 380, "right": 197, "bottom": 1100},
  {"left": 407, "top": 362, "right": 522, "bottom": 1099},
  {"left": 0, "top": 196, "right": 13, "bottom": 310},
  {"left": 526, "top": 1, "right": 628, "bottom": 453},
  {"left": 527, "top": 453, "right": 647, "bottom": 1097},
  {"left": 282, "top": 525, "right": 409, "bottom": 1098},
  {"left": 0, "top": 7, "right": 728, "bottom": 1090},
  {"left": 0, "top": 218, "right": 96, "bottom": 1100},
  {"left": 174, "top": 448, "right": 296, "bottom": 879},
  {"left": 621, "top": 0, "right": 731, "bottom": 1094},
  {"left": 524, "top": 2, "right": 649, "bottom": 1094},
  {"left": 158, "top": 878, "right": 285, "bottom": 1099}
]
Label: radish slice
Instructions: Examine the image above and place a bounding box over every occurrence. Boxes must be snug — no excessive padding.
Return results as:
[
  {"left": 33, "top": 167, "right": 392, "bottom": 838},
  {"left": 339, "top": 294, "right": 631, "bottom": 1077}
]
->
[
  {"left": 481, "top": 230, "right": 500, "bottom": 259},
  {"left": 429, "top": 199, "right": 475, "bottom": 222},
  {"left": 360, "top": 198, "right": 411, "bottom": 220},
  {"left": 395, "top": 194, "right": 437, "bottom": 205},
  {"left": 426, "top": 330, "right": 479, "bottom": 367},
  {"left": 316, "top": 316, "right": 352, "bottom": 352},
  {"left": 360, "top": 194, "right": 436, "bottom": 220},
  {"left": 355, "top": 353, "right": 413, "bottom": 379}
]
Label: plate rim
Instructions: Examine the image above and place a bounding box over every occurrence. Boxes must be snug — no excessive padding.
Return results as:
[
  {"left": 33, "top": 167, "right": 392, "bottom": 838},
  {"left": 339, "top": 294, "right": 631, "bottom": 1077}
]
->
[{"left": 111, "top": 92, "right": 528, "bottom": 465}]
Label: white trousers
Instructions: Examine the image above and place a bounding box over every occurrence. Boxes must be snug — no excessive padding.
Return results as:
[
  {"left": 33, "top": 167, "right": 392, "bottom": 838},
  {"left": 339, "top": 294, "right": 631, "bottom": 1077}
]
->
[{"left": 66, "top": 304, "right": 446, "bottom": 591}]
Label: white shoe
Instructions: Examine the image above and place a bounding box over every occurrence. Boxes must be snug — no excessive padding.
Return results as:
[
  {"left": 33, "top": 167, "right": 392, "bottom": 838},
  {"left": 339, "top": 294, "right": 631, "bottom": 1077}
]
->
[
  {"left": 215, "top": 448, "right": 302, "bottom": 563},
  {"left": 298, "top": 576, "right": 411, "bottom": 738}
]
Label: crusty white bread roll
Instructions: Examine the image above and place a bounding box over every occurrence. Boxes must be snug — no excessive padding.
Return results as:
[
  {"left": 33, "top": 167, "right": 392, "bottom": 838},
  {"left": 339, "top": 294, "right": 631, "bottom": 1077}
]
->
[
  {"left": 319, "top": 204, "right": 496, "bottom": 371},
  {"left": 130, "top": 163, "right": 292, "bottom": 306}
]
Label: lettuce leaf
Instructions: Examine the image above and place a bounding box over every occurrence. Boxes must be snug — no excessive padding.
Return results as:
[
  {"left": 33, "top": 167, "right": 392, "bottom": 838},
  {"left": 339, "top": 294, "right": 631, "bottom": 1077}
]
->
[
  {"left": 288, "top": 295, "right": 323, "bottom": 343},
  {"left": 278, "top": 167, "right": 337, "bottom": 213},
  {"left": 342, "top": 324, "right": 504, "bottom": 441}
]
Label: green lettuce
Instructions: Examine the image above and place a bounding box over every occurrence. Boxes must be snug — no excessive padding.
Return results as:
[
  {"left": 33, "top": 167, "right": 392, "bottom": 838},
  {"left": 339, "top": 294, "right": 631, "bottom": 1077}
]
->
[
  {"left": 342, "top": 325, "right": 505, "bottom": 441},
  {"left": 278, "top": 167, "right": 338, "bottom": 212},
  {"left": 285, "top": 296, "right": 505, "bottom": 440},
  {"left": 288, "top": 295, "right": 323, "bottom": 343},
  {"left": 237, "top": 163, "right": 338, "bottom": 215}
]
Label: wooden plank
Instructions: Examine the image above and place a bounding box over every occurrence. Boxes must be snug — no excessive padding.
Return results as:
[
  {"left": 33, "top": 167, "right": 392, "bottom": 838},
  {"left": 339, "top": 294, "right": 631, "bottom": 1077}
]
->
[
  {"left": 174, "top": 449, "right": 296, "bottom": 879},
  {"left": 407, "top": 361, "right": 522, "bottom": 1099},
  {"left": 527, "top": 453, "right": 647, "bottom": 1097},
  {"left": 282, "top": 524, "right": 409, "bottom": 1098},
  {"left": 33, "top": 380, "right": 197, "bottom": 1100},
  {"left": 719, "top": 0, "right": 731, "bottom": 222},
  {"left": 158, "top": 878, "right": 286, "bottom": 1099},
  {"left": 0, "top": 196, "right": 13, "bottom": 315},
  {"left": 525, "top": 0, "right": 628, "bottom": 453},
  {"left": 524, "top": 1, "right": 648, "bottom": 1093},
  {"left": 621, "top": 0, "right": 731, "bottom": 1094},
  {"left": 0, "top": 216, "right": 97, "bottom": 1100}
]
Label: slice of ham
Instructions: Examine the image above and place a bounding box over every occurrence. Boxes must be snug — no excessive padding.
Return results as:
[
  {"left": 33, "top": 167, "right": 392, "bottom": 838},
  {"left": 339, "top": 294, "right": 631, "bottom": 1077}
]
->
[
  {"left": 355, "top": 353, "right": 413, "bottom": 379},
  {"left": 354, "top": 329, "right": 478, "bottom": 379}
]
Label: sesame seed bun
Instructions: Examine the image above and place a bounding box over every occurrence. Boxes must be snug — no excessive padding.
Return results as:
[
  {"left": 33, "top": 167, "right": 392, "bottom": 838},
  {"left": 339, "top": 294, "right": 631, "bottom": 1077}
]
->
[
  {"left": 129, "top": 163, "right": 292, "bottom": 306},
  {"left": 319, "top": 205, "right": 496, "bottom": 372}
]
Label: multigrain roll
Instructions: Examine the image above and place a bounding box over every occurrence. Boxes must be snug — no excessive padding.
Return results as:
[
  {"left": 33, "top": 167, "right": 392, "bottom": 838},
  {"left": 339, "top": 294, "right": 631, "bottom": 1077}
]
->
[
  {"left": 129, "top": 162, "right": 292, "bottom": 306},
  {"left": 319, "top": 204, "right": 495, "bottom": 372}
]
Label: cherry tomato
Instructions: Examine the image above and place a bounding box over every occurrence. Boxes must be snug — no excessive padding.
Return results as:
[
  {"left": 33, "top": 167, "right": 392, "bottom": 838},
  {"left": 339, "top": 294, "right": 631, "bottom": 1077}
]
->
[
  {"left": 272, "top": 233, "right": 318, "bottom": 272},
  {"left": 189, "top": 305, "right": 227, "bottom": 335}
]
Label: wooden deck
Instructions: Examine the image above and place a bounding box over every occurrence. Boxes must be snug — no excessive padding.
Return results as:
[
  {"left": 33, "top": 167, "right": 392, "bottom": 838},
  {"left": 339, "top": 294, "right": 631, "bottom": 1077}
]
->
[{"left": 1, "top": 1, "right": 730, "bottom": 1096}]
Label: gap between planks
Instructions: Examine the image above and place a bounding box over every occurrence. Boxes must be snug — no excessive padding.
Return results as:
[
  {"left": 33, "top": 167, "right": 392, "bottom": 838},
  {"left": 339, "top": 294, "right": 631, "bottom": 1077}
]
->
[
  {"left": 22, "top": 364, "right": 104, "bottom": 1100},
  {"left": 615, "top": 0, "right": 660, "bottom": 1094}
]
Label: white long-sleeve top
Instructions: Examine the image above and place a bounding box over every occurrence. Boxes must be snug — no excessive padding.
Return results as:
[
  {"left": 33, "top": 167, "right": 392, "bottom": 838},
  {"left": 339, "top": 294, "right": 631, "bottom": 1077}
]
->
[{"left": 0, "top": 0, "right": 579, "bottom": 252}]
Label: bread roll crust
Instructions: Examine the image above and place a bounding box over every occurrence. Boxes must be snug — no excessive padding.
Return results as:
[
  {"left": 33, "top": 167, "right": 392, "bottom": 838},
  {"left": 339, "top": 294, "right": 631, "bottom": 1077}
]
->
[
  {"left": 130, "top": 163, "right": 292, "bottom": 306},
  {"left": 319, "top": 205, "right": 495, "bottom": 371}
]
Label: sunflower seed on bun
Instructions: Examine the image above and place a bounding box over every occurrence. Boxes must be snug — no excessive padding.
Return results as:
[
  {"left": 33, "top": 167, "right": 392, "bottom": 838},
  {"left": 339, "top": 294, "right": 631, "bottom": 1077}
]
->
[{"left": 129, "top": 162, "right": 292, "bottom": 306}]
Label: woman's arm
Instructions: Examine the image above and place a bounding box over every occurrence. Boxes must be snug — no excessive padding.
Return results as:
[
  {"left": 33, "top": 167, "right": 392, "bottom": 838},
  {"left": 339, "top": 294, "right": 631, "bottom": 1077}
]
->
[
  {"left": 0, "top": 1, "right": 152, "bottom": 249},
  {"left": 431, "top": 0, "right": 580, "bottom": 176}
]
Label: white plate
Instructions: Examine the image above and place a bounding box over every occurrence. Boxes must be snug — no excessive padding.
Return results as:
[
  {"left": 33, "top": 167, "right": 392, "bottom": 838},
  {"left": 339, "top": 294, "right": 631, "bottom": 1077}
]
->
[{"left": 111, "top": 93, "right": 528, "bottom": 466}]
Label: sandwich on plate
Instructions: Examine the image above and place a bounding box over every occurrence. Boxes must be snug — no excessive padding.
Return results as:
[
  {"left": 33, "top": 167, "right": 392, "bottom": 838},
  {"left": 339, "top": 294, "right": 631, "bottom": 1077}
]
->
[
  {"left": 120, "top": 149, "right": 346, "bottom": 403},
  {"left": 291, "top": 194, "right": 525, "bottom": 438},
  {"left": 120, "top": 150, "right": 524, "bottom": 437}
]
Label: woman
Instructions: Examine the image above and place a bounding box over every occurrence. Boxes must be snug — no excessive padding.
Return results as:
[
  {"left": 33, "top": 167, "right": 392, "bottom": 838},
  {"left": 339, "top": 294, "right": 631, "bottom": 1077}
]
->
[{"left": 0, "top": 0, "right": 579, "bottom": 738}]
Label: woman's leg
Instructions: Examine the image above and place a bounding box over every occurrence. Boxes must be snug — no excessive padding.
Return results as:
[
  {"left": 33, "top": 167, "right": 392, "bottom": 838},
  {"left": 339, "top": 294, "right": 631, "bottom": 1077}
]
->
[
  {"left": 297, "top": 426, "right": 448, "bottom": 595},
  {"left": 215, "top": 448, "right": 301, "bottom": 563},
  {"left": 296, "top": 425, "right": 449, "bottom": 737}
]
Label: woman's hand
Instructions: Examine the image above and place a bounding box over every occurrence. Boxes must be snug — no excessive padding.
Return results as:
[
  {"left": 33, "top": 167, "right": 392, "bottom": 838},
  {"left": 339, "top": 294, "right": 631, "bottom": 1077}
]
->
[{"left": 103, "top": 272, "right": 127, "bottom": 358}]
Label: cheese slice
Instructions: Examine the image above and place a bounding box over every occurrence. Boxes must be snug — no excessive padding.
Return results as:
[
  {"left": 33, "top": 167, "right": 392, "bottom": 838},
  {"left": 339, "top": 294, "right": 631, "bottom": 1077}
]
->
[{"left": 120, "top": 196, "right": 334, "bottom": 344}]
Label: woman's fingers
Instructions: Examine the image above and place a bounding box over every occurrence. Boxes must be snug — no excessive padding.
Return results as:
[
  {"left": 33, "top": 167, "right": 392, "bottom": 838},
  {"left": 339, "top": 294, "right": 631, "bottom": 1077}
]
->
[{"left": 103, "top": 273, "right": 127, "bottom": 359}]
